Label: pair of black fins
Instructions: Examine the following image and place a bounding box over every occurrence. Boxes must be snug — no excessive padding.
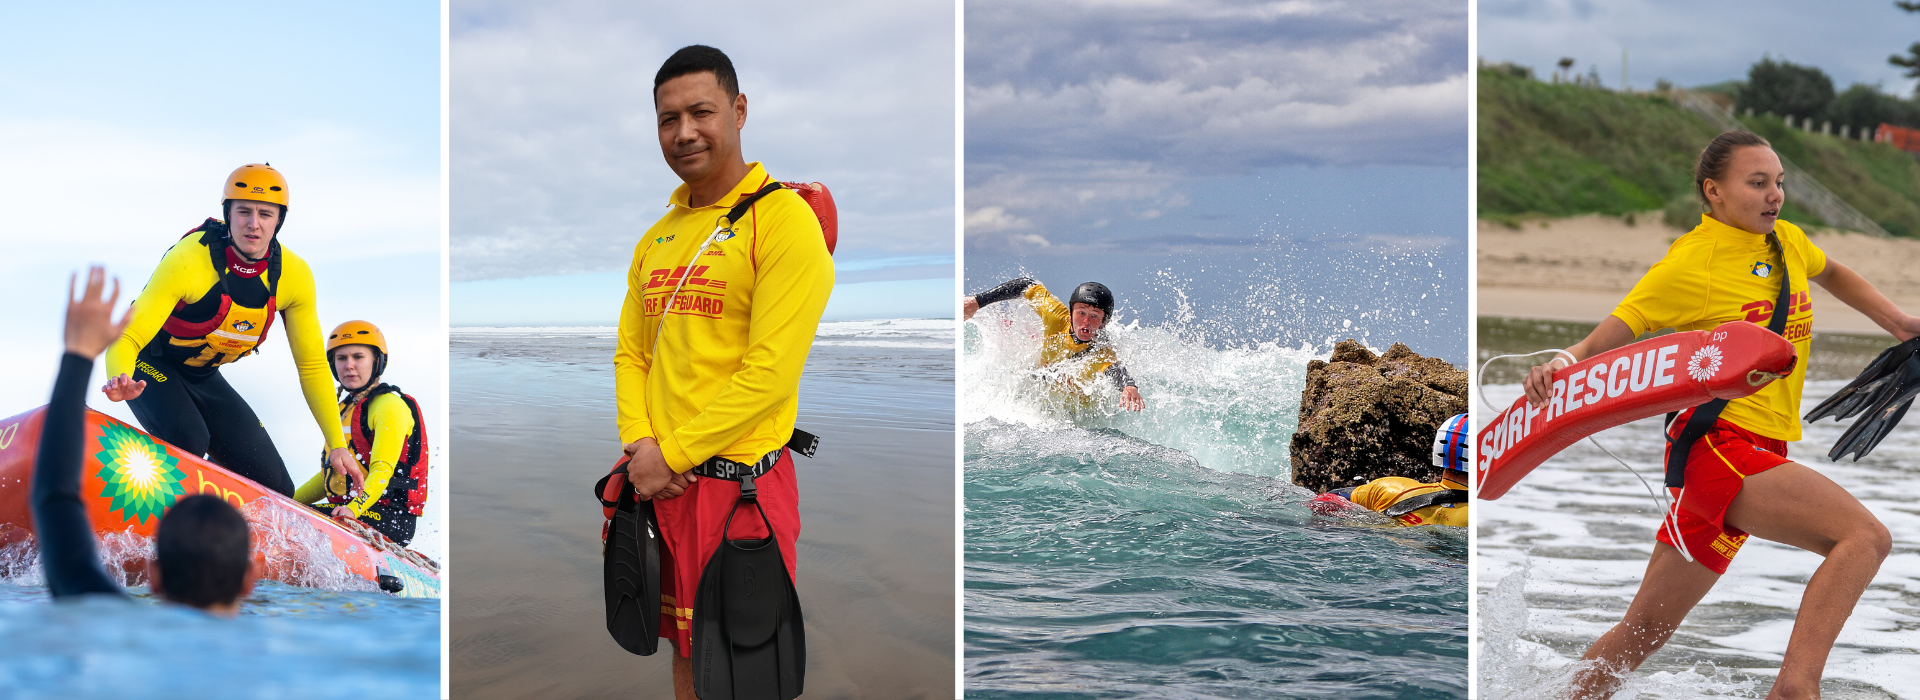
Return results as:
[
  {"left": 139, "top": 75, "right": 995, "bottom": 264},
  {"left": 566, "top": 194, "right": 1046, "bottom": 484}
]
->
[
  {"left": 596, "top": 461, "right": 805, "bottom": 700},
  {"left": 1805, "top": 336, "right": 1920, "bottom": 461}
]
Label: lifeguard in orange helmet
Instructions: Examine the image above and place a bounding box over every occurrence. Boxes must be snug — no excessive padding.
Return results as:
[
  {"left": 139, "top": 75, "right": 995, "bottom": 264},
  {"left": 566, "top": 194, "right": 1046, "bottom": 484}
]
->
[
  {"left": 103, "top": 164, "right": 364, "bottom": 500},
  {"left": 295, "top": 321, "right": 430, "bottom": 545}
]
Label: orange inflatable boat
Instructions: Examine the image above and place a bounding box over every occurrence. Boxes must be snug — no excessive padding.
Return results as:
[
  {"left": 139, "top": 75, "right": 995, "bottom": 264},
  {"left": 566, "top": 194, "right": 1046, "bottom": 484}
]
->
[{"left": 0, "top": 406, "right": 440, "bottom": 598}]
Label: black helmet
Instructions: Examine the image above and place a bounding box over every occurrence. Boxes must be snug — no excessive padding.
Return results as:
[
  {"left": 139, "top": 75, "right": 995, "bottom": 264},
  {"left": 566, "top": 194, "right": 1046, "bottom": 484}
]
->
[{"left": 1068, "top": 282, "right": 1114, "bottom": 316}]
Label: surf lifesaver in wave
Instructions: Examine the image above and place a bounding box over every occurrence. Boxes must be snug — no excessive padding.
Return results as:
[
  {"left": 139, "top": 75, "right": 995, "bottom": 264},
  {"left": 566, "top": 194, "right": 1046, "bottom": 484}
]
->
[
  {"left": 1476, "top": 321, "right": 1795, "bottom": 501},
  {"left": 0, "top": 406, "right": 441, "bottom": 597}
]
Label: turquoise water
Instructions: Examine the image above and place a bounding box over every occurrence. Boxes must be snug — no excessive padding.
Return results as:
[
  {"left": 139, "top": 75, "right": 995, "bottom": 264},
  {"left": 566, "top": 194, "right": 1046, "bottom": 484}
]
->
[
  {"left": 0, "top": 580, "right": 439, "bottom": 698},
  {"left": 964, "top": 310, "right": 1466, "bottom": 698}
]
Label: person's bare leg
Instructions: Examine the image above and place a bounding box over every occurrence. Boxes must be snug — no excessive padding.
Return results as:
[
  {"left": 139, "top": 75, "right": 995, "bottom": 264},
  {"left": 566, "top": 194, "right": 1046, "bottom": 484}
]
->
[
  {"left": 673, "top": 647, "right": 695, "bottom": 700},
  {"left": 1723, "top": 462, "right": 1891, "bottom": 700},
  {"left": 1568, "top": 542, "right": 1721, "bottom": 699}
]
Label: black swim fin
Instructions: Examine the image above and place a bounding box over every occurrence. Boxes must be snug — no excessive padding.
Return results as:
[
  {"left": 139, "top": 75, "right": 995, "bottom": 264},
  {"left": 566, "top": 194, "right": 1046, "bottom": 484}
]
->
[
  {"left": 692, "top": 475, "right": 804, "bottom": 700},
  {"left": 1805, "top": 337, "right": 1920, "bottom": 423},
  {"left": 1826, "top": 352, "right": 1920, "bottom": 461},
  {"left": 597, "top": 460, "right": 663, "bottom": 655}
]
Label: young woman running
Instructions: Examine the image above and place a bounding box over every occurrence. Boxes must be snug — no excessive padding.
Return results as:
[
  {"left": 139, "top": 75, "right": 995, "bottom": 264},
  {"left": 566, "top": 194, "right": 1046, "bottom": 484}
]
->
[{"left": 1527, "top": 131, "right": 1912, "bottom": 699}]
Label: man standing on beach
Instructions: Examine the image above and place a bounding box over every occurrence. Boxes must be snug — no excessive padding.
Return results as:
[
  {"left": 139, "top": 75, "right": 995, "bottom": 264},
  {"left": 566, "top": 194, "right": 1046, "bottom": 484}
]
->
[{"left": 615, "top": 45, "right": 833, "bottom": 697}]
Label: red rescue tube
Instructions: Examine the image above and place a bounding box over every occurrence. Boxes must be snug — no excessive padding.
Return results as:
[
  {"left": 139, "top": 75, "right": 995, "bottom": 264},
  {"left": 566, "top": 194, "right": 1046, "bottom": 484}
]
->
[
  {"left": 1476, "top": 321, "right": 1796, "bottom": 501},
  {"left": 781, "top": 181, "right": 837, "bottom": 255}
]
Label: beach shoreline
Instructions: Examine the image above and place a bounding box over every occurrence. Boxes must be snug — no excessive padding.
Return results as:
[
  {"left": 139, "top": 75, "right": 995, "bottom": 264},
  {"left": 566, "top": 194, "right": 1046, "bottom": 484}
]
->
[{"left": 1478, "top": 214, "right": 1920, "bottom": 336}]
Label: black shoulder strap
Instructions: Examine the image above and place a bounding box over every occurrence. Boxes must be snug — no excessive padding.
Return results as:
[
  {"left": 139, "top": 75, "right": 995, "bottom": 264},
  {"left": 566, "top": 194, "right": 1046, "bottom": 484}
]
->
[
  {"left": 266, "top": 238, "right": 283, "bottom": 293},
  {"left": 1664, "top": 232, "right": 1794, "bottom": 488},
  {"left": 725, "top": 182, "right": 785, "bottom": 228},
  {"left": 1381, "top": 488, "right": 1467, "bottom": 518}
]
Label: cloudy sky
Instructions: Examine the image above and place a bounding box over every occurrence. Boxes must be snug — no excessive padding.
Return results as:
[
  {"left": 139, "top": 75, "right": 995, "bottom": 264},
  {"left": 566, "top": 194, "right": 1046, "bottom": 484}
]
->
[
  {"left": 965, "top": 0, "right": 1468, "bottom": 257},
  {"left": 0, "top": 2, "right": 444, "bottom": 555},
  {"left": 451, "top": 0, "right": 955, "bottom": 323},
  {"left": 1480, "top": 0, "right": 1919, "bottom": 95}
]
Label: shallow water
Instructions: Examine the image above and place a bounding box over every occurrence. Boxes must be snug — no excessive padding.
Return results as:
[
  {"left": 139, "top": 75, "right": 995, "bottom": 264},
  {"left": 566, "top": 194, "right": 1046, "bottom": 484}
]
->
[
  {"left": 964, "top": 307, "right": 1467, "bottom": 698},
  {"left": 0, "top": 580, "right": 439, "bottom": 698},
  {"left": 1474, "top": 374, "right": 1920, "bottom": 699},
  {"left": 449, "top": 320, "right": 954, "bottom": 699}
]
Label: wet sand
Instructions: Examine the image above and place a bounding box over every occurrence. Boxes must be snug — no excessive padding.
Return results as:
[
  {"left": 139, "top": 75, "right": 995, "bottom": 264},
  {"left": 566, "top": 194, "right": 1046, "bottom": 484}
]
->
[
  {"left": 449, "top": 326, "right": 954, "bottom": 699},
  {"left": 1478, "top": 214, "right": 1920, "bottom": 334}
]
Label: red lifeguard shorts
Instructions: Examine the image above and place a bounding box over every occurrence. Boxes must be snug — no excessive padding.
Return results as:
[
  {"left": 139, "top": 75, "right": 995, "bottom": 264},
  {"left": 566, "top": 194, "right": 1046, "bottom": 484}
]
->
[
  {"left": 654, "top": 450, "right": 801, "bottom": 657},
  {"left": 1656, "top": 407, "right": 1792, "bottom": 574}
]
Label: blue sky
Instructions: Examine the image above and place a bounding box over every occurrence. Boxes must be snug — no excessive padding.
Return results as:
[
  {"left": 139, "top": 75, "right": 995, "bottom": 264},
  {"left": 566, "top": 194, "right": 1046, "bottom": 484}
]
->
[
  {"left": 449, "top": 0, "right": 956, "bottom": 324},
  {"left": 963, "top": 0, "right": 1470, "bottom": 362},
  {"left": 1480, "top": 0, "right": 1920, "bottom": 95},
  {"left": 0, "top": 2, "right": 443, "bottom": 548}
]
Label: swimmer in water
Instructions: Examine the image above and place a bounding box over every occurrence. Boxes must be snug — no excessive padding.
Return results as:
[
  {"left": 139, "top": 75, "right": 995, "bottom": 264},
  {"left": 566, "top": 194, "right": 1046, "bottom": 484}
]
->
[
  {"left": 963, "top": 278, "right": 1145, "bottom": 411},
  {"left": 34, "top": 266, "right": 258, "bottom": 616},
  {"left": 1321, "top": 414, "right": 1469, "bottom": 527}
]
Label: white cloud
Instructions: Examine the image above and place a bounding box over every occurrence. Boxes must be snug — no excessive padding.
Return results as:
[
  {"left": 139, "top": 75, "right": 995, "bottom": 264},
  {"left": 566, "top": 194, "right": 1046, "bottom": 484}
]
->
[
  {"left": 451, "top": 0, "right": 955, "bottom": 281},
  {"left": 965, "top": 0, "right": 1467, "bottom": 247}
]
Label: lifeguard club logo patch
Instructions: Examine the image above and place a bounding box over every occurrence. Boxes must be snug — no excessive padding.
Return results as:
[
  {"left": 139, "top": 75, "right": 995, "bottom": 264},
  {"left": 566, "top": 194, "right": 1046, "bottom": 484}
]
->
[{"left": 1751, "top": 261, "right": 1772, "bottom": 278}]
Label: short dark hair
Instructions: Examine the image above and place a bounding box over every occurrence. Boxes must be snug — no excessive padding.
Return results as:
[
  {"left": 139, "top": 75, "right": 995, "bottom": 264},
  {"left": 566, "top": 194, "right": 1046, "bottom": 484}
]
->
[
  {"left": 1694, "top": 131, "right": 1772, "bottom": 206},
  {"left": 154, "top": 495, "right": 252, "bottom": 609},
  {"left": 654, "top": 45, "right": 739, "bottom": 100}
]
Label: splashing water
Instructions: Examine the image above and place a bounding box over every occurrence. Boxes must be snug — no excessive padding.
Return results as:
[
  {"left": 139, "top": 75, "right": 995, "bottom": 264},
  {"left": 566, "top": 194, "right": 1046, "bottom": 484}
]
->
[
  {"left": 1476, "top": 380, "right": 1920, "bottom": 699},
  {"left": 965, "top": 295, "right": 1466, "bottom": 697},
  {"left": 965, "top": 300, "right": 1323, "bottom": 479}
]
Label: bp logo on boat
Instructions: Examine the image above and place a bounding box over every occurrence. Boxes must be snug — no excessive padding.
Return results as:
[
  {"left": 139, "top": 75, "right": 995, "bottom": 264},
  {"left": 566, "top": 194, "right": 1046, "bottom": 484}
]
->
[{"left": 94, "top": 423, "right": 187, "bottom": 524}]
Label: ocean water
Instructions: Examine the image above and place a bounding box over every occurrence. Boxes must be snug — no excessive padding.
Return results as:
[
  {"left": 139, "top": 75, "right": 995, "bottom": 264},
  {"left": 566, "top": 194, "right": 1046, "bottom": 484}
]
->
[
  {"left": 964, "top": 304, "right": 1468, "bottom": 698},
  {"left": 1476, "top": 322, "right": 1920, "bottom": 698},
  {"left": 0, "top": 579, "right": 439, "bottom": 698},
  {"left": 0, "top": 453, "right": 444, "bottom": 697},
  {"left": 450, "top": 319, "right": 954, "bottom": 699}
]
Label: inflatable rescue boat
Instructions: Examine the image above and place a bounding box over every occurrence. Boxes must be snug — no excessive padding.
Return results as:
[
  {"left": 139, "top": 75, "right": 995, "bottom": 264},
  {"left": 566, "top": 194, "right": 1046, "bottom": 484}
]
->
[{"left": 0, "top": 406, "right": 440, "bottom": 598}]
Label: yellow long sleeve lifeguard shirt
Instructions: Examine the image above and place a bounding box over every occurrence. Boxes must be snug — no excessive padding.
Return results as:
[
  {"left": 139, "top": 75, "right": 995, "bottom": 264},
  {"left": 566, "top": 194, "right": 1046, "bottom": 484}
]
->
[
  {"left": 106, "top": 232, "right": 346, "bottom": 452},
  {"left": 295, "top": 392, "right": 415, "bottom": 517},
  {"left": 615, "top": 163, "right": 836, "bottom": 473}
]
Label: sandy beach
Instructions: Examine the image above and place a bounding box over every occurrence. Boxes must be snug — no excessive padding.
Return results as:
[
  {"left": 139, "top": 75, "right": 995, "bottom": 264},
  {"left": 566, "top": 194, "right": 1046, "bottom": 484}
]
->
[{"left": 1478, "top": 214, "right": 1920, "bottom": 335}]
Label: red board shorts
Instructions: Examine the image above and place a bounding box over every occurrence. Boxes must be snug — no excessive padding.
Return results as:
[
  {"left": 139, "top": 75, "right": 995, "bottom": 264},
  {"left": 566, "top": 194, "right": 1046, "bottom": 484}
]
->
[
  {"left": 654, "top": 449, "right": 801, "bottom": 657},
  {"left": 1656, "top": 407, "right": 1792, "bottom": 574}
]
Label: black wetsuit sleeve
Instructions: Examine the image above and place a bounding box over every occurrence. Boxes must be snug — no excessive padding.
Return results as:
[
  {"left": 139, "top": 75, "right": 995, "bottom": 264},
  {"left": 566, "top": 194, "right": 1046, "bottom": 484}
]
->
[
  {"left": 1104, "top": 363, "right": 1137, "bottom": 388},
  {"left": 31, "top": 353, "right": 126, "bottom": 599},
  {"left": 971, "top": 278, "right": 1037, "bottom": 307}
]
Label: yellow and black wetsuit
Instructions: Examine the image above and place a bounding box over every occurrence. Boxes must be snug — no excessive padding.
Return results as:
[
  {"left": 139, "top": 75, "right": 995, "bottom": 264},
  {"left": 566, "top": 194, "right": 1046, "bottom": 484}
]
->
[
  {"left": 105, "top": 220, "right": 343, "bottom": 497},
  {"left": 296, "top": 385, "right": 427, "bottom": 545},
  {"left": 972, "top": 278, "right": 1136, "bottom": 391}
]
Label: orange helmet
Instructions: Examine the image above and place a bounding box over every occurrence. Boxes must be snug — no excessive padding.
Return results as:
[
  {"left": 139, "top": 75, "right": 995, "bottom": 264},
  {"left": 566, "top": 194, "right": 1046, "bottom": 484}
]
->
[
  {"left": 327, "top": 320, "right": 388, "bottom": 355},
  {"left": 222, "top": 164, "right": 289, "bottom": 208},
  {"left": 326, "top": 320, "right": 389, "bottom": 384}
]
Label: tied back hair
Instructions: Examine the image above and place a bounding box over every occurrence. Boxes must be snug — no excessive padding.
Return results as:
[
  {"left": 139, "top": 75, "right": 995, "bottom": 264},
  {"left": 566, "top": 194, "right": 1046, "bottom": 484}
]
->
[{"left": 1694, "top": 131, "right": 1773, "bottom": 206}]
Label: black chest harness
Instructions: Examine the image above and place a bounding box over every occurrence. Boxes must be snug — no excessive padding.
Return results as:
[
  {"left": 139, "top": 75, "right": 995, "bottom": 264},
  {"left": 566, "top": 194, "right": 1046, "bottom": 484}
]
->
[{"left": 1663, "top": 232, "right": 1793, "bottom": 488}]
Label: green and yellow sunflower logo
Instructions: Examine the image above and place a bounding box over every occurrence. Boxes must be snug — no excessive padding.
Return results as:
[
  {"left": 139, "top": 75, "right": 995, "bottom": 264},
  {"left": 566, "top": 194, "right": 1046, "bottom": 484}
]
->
[{"left": 94, "top": 423, "right": 187, "bottom": 524}]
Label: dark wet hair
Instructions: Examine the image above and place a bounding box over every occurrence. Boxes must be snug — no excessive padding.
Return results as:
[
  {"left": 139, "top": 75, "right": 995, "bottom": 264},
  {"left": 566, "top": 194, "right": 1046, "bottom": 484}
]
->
[
  {"left": 1694, "top": 131, "right": 1773, "bottom": 206},
  {"left": 155, "top": 495, "right": 251, "bottom": 609},
  {"left": 654, "top": 45, "right": 739, "bottom": 100}
]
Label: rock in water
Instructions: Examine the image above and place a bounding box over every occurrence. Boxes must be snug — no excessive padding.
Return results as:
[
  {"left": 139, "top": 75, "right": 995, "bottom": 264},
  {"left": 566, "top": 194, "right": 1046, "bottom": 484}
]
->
[{"left": 1290, "top": 341, "right": 1468, "bottom": 493}]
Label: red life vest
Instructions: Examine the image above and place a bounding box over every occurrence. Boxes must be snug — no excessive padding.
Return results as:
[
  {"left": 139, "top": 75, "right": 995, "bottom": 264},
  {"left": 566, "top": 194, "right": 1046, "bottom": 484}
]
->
[
  {"left": 154, "top": 222, "right": 281, "bottom": 370},
  {"left": 330, "top": 383, "right": 430, "bottom": 516}
]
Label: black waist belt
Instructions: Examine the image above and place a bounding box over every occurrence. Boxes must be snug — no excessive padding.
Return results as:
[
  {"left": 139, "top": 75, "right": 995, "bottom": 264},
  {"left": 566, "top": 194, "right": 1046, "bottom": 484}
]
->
[{"left": 689, "top": 428, "right": 820, "bottom": 481}]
